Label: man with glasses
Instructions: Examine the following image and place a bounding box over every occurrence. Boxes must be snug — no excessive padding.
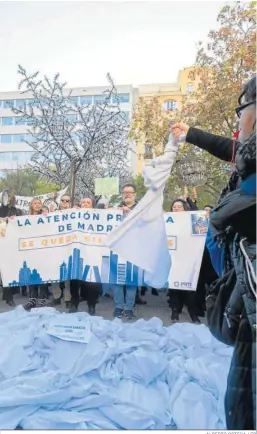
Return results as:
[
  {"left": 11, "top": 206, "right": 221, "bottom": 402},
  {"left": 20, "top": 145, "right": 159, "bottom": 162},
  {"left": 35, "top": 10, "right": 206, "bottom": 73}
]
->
[
  {"left": 110, "top": 184, "right": 145, "bottom": 319},
  {"left": 119, "top": 183, "right": 138, "bottom": 213}
]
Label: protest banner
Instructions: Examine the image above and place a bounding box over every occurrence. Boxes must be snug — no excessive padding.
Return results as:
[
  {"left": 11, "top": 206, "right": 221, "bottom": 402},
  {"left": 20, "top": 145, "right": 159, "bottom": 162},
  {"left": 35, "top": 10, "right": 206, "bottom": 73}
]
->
[
  {"left": 95, "top": 177, "right": 119, "bottom": 197},
  {"left": 0, "top": 209, "right": 208, "bottom": 291},
  {"left": 15, "top": 187, "right": 68, "bottom": 214}
]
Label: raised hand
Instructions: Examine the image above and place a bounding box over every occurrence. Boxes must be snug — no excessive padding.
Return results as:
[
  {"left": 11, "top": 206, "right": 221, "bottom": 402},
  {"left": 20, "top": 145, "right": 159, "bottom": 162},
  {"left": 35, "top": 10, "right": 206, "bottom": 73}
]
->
[{"left": 171, "top": 122, "right": 190, "bottom": 140}]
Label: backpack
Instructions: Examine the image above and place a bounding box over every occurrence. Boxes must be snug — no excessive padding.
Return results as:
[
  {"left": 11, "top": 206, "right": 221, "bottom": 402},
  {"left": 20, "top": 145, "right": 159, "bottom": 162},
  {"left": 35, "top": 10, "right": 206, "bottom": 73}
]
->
[{"left": 206, "top": 234, "right": 256, "bottom": 345}]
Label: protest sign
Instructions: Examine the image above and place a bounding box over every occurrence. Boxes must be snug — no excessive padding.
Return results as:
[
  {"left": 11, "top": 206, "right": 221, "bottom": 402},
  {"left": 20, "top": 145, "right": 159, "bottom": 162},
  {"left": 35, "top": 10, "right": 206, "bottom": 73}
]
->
[
  {"left": 0, "top": 209, "right": 207, "bottom": 291},
  {"left": 47, "top": 316, "right": 90, "bottom": 343},
  {"left": 95, "top": 177, "right": 119, "bottom": 197},
  {"left": 15, "top": 187, "right": 68, "bottom": 214}
]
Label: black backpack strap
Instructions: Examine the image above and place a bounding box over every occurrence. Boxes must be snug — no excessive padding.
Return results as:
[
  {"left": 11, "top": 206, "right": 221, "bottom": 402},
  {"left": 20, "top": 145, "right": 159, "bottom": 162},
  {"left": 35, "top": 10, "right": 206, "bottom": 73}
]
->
[{"left": 206, "top": 268, "right": 236, "bottom": 344}]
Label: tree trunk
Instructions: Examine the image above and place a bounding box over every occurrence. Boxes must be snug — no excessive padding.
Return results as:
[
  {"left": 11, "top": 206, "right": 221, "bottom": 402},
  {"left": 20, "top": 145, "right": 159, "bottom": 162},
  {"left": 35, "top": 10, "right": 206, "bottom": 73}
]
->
[{"left": 69, "top": 162, "right": 76, "bottom": 207}]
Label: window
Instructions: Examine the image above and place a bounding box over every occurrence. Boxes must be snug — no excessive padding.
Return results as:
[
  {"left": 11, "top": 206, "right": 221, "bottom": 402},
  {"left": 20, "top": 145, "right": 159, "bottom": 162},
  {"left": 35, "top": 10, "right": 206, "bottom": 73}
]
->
[
  {"left": 24, "top": 152, "right": 34, "bottom": 162},
  {"left": 2, "top": 117, "right": 14, "bottom": 126},
  {"left": 29, "top": 99, "right": 41, "bottom": 108},
  {"left": 15, "top": 116, "right": 27, "bottom": 126},
  {"left": 3, "top": 100, "right": 14, "bottom": 108},
  {"left": 12, "top": 152, "right": 20, "bottom": 162},
  {"left": 115, "top": 93, "right": 130, "bottom": 103},
  {"left": 66, "top": 114, "right": 77, "bottom": 123},
  {"left": 0, "top": 153, "right": 11, "bottom": 162},
  {"left": 15, "top": 99, "right": 27, "bottom": 108},
  {"left": 163, "top": 100, "right": 177, "bottom": 111},
  {"left": 13, "top": 134, "right": 26, "bottom": 143},
  {"left": 120, "top": 111, "right": 129, "bottom": 121},
  {"left": 25, "top": 134, "right": 34, "bottom": 143},
  {"left": 1, "top": 134, "right": 12, "bottom": 143},
  {"left": 94, "top": 94, "right": 109, "bottom": 105},
  {"left": 0, "top": 152, "right": 34, "bottom": 164},
  {"left": 70, "top": 96, "right": 79, "bottom": 104},
  {"left": 27, "top": 117, "right": 36, "bottom": 126},
  {"left": 80, "top": 95, "right": 93, "bottom": 105},
  {"left": 0, "top": 101, "right": 2, "bottom": 109},
  {"left": 186, "top": 83, "right": 194, "bottom": 94}
]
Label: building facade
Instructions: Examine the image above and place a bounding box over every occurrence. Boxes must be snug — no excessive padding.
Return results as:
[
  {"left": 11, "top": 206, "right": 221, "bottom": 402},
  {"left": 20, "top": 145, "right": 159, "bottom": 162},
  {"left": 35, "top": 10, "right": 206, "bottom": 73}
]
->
[
  {"left": 0, "top": 84, "right": 138, "bottom": 173},
  {"left": 136, "top": 67, "right": 197, "bottom": 173},
  {"left": 0, "top": 66, "right": 197, "bottom": 176}
]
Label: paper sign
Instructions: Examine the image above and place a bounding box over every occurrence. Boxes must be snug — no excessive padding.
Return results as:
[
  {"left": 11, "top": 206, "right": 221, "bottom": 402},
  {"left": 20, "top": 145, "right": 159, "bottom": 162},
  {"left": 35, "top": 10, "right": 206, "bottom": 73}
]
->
[
  {"left": 15, "top": 187, "right": 68, "bottom": 214},
  {"left": 95, "top": 177, "right": 119, "bottom": 196},
  {"left": 47, "top": 317, "right": 91, "bottom": 343}
]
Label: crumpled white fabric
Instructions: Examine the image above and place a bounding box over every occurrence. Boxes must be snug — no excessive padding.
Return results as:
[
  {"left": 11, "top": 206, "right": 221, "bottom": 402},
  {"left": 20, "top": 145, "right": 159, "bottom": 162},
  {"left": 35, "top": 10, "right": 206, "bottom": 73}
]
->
[
  {"left": 0, "top": 306, "right": 232, "bottom": 429},
  {"left": 106, "top": 134, "right": 179, "bottom": 289}
]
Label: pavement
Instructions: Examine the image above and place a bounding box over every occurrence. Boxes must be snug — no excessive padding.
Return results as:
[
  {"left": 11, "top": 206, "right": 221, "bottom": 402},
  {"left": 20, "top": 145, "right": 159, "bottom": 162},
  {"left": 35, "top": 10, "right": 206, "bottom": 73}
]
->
[{"left": 0, "top": 287, "right": 207, "bottom": 326}]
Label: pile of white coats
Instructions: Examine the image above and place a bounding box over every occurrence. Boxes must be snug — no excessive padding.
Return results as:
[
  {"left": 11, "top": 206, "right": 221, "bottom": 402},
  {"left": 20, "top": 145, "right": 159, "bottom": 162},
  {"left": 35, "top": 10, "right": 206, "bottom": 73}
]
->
[{"left": 0, "top": 307, "right": 232, "bottom": 429}]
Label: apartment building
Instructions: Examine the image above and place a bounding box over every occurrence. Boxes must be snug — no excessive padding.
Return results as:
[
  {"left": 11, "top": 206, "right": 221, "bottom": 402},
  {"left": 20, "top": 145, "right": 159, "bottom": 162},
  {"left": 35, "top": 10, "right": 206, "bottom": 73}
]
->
[
  {"left": 136, "top": 67, "right": 198, "bottom": 173},
  {"left": 0, "top": 85, "right": 139, "bottom": 174}
]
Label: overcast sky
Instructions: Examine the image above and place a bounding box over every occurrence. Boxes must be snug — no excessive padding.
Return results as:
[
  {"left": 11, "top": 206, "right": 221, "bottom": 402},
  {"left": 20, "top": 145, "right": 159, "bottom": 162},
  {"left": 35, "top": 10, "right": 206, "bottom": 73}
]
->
[{"left": 0, "top": 1, "right": 231, "bottom": 91}]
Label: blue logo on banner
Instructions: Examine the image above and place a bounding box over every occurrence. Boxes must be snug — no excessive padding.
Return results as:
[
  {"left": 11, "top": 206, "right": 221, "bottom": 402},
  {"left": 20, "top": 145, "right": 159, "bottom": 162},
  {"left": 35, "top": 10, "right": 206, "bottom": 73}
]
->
[{"left": 8, "top": 248, "right": 147, "bottom": 287}]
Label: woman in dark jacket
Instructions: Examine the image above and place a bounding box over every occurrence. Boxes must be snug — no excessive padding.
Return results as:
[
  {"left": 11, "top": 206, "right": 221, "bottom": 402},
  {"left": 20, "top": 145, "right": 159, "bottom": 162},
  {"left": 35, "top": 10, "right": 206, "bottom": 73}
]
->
[
  {"left": 173, "top": 76, "right": 256, "bottom": 429},
  {"left": 23, "top": 199, "right": 49, "bottom": 311}
]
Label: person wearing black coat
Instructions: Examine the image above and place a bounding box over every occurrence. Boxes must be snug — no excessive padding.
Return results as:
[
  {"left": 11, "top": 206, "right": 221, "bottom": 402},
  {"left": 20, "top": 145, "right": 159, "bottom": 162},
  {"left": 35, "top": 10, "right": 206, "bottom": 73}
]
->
[
  {"left": 0, "top": 194, "right": 24, "bottom": 306},
  {"left": 167, "top": 198, "right": 200, "bottom": 323},
  {"left": 172, "top": 75, "right": 256, "bottom": 429},
  {"left": 206, "top": 133, "right": 256, "bottom": 429}
]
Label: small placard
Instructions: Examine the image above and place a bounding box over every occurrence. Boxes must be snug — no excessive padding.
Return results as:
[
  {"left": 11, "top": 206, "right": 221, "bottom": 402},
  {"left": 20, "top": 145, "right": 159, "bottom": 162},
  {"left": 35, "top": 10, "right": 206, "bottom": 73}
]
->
[
  {"left": 95, "top": 177, "right": 119, "bottom": 196},
  {"left": 47, "top": 316, "right": 91, "bottom": 343}
]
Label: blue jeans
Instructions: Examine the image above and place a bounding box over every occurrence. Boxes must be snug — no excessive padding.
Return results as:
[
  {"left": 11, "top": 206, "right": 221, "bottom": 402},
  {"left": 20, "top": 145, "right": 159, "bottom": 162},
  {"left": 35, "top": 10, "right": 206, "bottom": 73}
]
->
[{"left": 112, "top": 284, "right": 137, "bottom": 310}]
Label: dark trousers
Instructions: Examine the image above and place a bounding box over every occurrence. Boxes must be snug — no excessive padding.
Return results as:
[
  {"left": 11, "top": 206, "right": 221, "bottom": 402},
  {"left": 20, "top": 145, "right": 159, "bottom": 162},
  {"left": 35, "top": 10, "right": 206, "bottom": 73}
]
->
[
  {"left": 168, "top": 289, "right": 198, "bottom": 319},
  {"left": 3, "top": 287, "right": 14, "bottom": 302},
  {"left": 29, "top": 284, "right": 48, "bottom": 299},
  {"left": 81, "top": 282, "right": 100, "bottom": 307},
  {"left": 70, "top": 280, "right": 100, "bottom": 307},
  {"left": 195, "top": 247, "right": 218, "bottom": 316},
  {"left": 70, "top": 280, "right": 80, "bottom": 306}
]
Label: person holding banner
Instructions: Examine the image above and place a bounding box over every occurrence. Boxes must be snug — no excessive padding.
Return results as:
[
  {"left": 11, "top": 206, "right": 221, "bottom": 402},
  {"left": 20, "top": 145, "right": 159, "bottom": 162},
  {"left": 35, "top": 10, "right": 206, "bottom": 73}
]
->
[
  {"left": 0, "top": 193, "right": 24, "bottom": 307},
  {"left": 68, "top": 197, "right": 100, "bottom": 315},
  {"left": 167, "top": 198, "right": 200, "bottom": 324},
  {"left": 110, "top": 184, "right": 142, "bottom": 319},
  {"left": 23, "top": 199, "right": 49, "bottom": 311},
  {"left": 119, "top": 185, "right": 148, "bottom": 305},
  {"left": 48, "top": 194, "right": 72, "bottom": 308}
]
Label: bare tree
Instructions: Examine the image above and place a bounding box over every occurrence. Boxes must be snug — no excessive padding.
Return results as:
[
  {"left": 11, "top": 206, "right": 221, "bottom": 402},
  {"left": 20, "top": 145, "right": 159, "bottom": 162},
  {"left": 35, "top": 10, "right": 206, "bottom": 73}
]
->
[{"left": 11, "top": 65, "right": 131, "bottom": 199}]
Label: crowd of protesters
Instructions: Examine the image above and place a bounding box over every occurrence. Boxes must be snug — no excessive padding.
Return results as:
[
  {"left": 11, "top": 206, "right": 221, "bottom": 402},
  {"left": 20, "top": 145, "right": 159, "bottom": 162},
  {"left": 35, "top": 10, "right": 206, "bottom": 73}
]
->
[
  {"left": 0, "top": 74, "right": 256, "bottom": 431},
  {"left": 0, "top": 184, "right": 215, "bottom": 323}
]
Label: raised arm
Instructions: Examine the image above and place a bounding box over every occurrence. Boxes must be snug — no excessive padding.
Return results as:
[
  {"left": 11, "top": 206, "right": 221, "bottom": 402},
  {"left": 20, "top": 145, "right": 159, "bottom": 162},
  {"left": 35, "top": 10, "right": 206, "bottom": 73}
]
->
[{"left": 171, "top": 123, "right": 241, "bottom": 163}]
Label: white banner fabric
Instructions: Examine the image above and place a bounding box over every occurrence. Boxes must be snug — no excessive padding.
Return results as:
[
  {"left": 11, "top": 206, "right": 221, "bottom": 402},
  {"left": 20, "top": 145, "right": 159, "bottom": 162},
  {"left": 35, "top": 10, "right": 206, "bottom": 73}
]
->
[
  {"left": 15, "top": 187, "right": 68, "bottom": 214},
  {"left": 0, "top": 209, "right": 208, "bottom": 291}
]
